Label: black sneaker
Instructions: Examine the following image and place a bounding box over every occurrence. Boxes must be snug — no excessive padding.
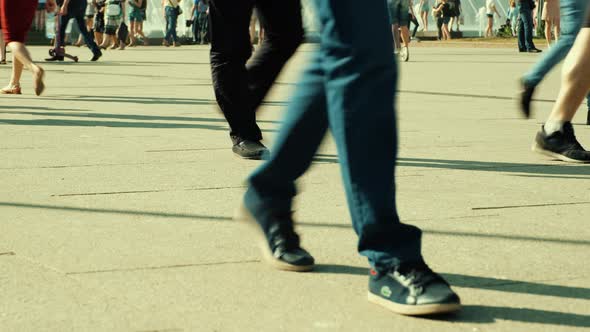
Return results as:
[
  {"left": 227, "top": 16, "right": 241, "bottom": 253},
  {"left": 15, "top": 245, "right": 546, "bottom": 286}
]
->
[
  {"left": 236, "top": 203, "right": 315, "bottom": 272},
  {"left": 519, "top": 80, "right": 536, "bottom": 118},
  {"left": 232, "top": 140, "right": 269, "bottom": 160},
  {"left": 586, "top": 109, "right": 590, "bottom": 125},
  {"left": 528, "top": 48, "right": 542, "bottom": 53},
  {"left": 91, "top": 51, "right": 102, "bottom": 62},
  {"left": 533, "top": 122, "right": 590, "bottom": 163},
  {"left": 368, "top": 262, "right": 461, "bottom": 316}
]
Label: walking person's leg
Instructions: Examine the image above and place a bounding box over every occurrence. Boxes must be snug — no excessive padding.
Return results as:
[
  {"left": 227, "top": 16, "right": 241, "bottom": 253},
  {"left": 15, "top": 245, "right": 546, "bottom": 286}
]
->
[
  {"left": 171, "top": 11, "right": 179, "bottom": 46},
  {"left": 209, "top": 0, "right": 270, "bottom": 158},
  {"left": 522, "top": 9, "right": 537, "bottom": 50},
  {"left": 533, "top": 27, "right": 590, "bottom": 162},
  {"left": 246, "top": 0, "right": 303, "bottom": 113},
  {"left": 0, "top": 31, "right": 6, "bottom": 64},
  {"left": 73, "top": 4, "right": 102, "bottom": 60},
  {"left": 520, "top": 0, "right": 588, "bottom": 117},
  {"left": 545, "top": 19, "right": 553, "bottom": 46},
  {"left": 240, "top": 0, "right": 460, "bottom": 316}
]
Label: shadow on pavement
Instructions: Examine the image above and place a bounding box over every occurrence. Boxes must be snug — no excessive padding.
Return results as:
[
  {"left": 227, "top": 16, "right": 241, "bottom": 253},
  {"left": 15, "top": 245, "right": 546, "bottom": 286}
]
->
[{"left": 313, "top": 154, "right": 590, "bottom": 177}]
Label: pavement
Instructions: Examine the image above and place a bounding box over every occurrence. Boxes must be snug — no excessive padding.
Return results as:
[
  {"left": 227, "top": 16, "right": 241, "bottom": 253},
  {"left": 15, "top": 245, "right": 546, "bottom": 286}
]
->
[{"left": 1, "top": 44, "right": 589, "bottom": 332}]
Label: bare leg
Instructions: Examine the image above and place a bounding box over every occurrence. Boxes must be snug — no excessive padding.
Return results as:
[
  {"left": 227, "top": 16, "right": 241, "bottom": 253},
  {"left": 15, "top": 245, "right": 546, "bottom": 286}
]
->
[
  {"left": 392, "top": 24, "right": 401, "bottom": 50},
  {"left": 129, "top": 21, "right": 136, "bottom": 45},
  {"left": 421, "top": 11, "right": 428, "bottom": 31},
  {"left": 547, "top": 29, "right": 590, "bottom": 122},
  {"left": 0, "top": 33, "right": 6, "bottom": 63},
  {"left": 400, "top": 26, "right": 410, "bottom": 47},
  {"left": 5, "top": 42, "right": 45, "bottom": 95},
  {"left": 544, "top": 20, "right": 552, "bottom": 46},
  {"left": 554, "top": 19, "right": 560, "bottom": 41}
]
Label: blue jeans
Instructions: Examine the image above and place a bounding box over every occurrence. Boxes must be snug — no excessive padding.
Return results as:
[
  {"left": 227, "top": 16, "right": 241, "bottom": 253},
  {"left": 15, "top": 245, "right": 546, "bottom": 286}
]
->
[
  {"left": 245, "top": 0, "right": 423, "bottom": 272},
  {"left": 517, "top": 4, "right": 536, "bottom": 50},
  {"left": 523, "top": 0, "right": 590, "bottom": 107},
  {"left": 165, "top": 7, "right": 179, "bottom": 42}
]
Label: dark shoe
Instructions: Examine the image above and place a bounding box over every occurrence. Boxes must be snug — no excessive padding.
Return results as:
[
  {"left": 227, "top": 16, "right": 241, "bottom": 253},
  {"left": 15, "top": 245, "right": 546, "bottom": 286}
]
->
[
  {"left": 368, "top": 262, "right": 461, "bottom": 316},
  {"left": 518, "top": 48, "right": 526, "bottom": 52},
  {"left": 519, "top": 80, "right": 535, "bottom": 118},
  {"left": 533, "top": 122, "right": 590, "bottom": 163},
  {"left": 45, "top": 55, "right": 64, "bottom": 62},
  {"left": 236, "top": 202, "right": 315, "bottom": 272},
  {"left": 527, "top": 48, "right": 542, "bottom": 53},
  {"left": 90, "top": 51, "right": 102, "bottom": 62},
  {"left": 232, "top": 140, "right": 269, "bottom": 160},
  {"left": 587, "top": 110, "right": 590, "bottom": 125}
]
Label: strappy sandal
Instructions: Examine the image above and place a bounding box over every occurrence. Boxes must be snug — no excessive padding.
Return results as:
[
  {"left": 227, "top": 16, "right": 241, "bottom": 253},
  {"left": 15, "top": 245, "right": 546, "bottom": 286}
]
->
[{"left": 1, "top": 84, "right": 22, "bottom": 95}]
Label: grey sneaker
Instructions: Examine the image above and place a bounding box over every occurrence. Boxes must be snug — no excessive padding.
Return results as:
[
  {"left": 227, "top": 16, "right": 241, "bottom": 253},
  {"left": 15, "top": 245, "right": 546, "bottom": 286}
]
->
[{"left": 400, "top": 46, "right": 409, "bottom": 62}]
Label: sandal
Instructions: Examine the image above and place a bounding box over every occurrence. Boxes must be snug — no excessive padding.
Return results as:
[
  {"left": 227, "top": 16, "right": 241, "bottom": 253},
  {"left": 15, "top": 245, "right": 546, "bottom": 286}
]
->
[
  {"left": 1, "top": 84, "right": 22, "bottom": 95},
  {"left": 32, "top": 67, "right": 45, "bottom": 96}
]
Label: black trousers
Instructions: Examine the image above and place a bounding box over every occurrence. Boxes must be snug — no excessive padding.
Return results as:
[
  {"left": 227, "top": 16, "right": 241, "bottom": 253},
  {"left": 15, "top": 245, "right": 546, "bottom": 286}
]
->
[
  {"left": 208, "top": 0, "right": 303, "bottom": 143},
  {"left": 407, "top": 13, "right": 419, "bottom": 37},
  {"left": 58, "top": 0, "right": 100, "bottom": 55}
]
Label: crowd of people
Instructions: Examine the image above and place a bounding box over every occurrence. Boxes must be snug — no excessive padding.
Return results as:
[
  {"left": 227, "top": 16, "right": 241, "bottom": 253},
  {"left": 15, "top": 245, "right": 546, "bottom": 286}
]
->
[{"left": 2, "top": 0, "right": 590, "bottom": 319}]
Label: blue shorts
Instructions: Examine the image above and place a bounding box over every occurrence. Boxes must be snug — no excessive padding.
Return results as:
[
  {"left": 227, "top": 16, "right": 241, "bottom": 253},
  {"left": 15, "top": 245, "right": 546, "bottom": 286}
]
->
[{"left": 388, "top": 0, "right": 410, "bottom": 26}]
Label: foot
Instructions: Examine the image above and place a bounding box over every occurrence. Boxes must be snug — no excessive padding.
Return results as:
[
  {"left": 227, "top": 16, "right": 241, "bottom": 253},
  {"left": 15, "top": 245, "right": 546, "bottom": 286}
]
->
[
  {"left": 162, "top": 40, "right": 170, "bottom": 47},
  {"left": 232, "top": 140, "right": 269, "bottom": 160},
  {"left": 235, "top": 200, "right": 315, "bottom": 272},
  {"left": 400, "top": 46, "right": 410, "bottom": 62},
  {"left": 368, "top": 262, "right": 461, "bottom": 316},
  {"left": 587, "top": 110, "right": 590, "bottom": 126},
  {"left": 518, "top": 48, "right": 526, "bottom": 52},
  {"left": 533, "top": 122, "right": 590, "bottom": 163},
  {"left": 0, "top": 59, "right": 6, "bottom": 65},
  {"left": 90, "top": 51, "right": 102, "bottom": 61},
  {"left": 32, "top": 66, "right": 45, "bottom": 96},
  {"left": 173, "top": 41, "right": 181, "bottom": 47},
  {"left": 45, "top": 55, "right": 64, "bottom": 61},
  {"left": 143, "top": 39, "right": 149, "bottom": 46},
  {"left": 527, "top": 48, "right": 542, "bottom": 53},
  {"left": 119, "top": 42, "right": 126, "bottom": 50},
  {"left": 109, "top": 44, "right": 118, "bottom": 50},
  {"left": 1, "top": 84, "right": 22, "bottom": 95},
  {"left": 519, "top": 79, "right": 535, "bottom": 118}
]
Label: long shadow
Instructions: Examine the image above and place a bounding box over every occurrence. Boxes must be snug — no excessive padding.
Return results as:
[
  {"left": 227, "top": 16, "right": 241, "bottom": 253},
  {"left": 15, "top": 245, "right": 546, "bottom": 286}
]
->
[
  {"left": 313, "top": 154, "right": 590, "bottom": 177},
  {"left": 1, "top": 95, "right": 289, "bottom": 107},
  {"left": 0, "top": 111, "right": 281, "bottom": 124},
  {"left": 0, "top": 105, "right": 90, "bottom": 112},
  {"left": 0, "top": 202, "right": 587, "bottom": 247}
]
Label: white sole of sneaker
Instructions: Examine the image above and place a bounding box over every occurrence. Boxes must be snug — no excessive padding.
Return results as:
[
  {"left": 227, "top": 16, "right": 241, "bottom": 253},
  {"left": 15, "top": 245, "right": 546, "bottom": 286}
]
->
[
  {"left": 532, "top": 143, "right": 590, "bottom": 163},
  {"left": 235, "top": 204, "right": 314, "bottom": 272},
  {"left": 368, "top": 292, "right": 461, "bottom": 316}
]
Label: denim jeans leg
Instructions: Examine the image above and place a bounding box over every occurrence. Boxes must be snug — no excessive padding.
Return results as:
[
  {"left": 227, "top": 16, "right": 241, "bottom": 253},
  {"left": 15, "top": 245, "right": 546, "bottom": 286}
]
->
[
  {"left": 317, "top": 0, "right": 422, "bottom": 271},
  {"left": 246, "top": 53, "right": 329, "bottom": 220},
  {"left": 521, "top": 9, "right": 535, "bottom": 50},
  {"left": 171, "top": 15, "right": 178, "bottom": 41},
  {"left": 523, "top": 0, "right": 587, "bottom": 86}
]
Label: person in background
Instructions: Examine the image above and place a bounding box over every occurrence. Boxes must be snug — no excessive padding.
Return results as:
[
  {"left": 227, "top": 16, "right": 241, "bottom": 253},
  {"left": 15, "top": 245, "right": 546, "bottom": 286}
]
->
[
  {"left": 74, "top": 0, "right": 94, "bottom": 46},
  {"left": 92, "top": 0, "right": 105, "bottom": 46},
  {"left": 542, "top": 0, "right": 560, "bottom": 47},
  {"left": 137, "top": 0, "right": 148, "bottom": 45},
  {"left": 99, "top": 0, "right": 125, "bottom": 49},
  {"left": 35, "top": 0, "right": 48, "bottom": 31},
  {"left": 419, "top": 0, "right": 430, "bottom": 31},
  {"left": 432, "top": 0, "right": 451, "bottom": 40},
  {"left": 1, "top": 0, "right": 56, "bottom": 95},
  {"left": 47, "top": 0, "right": 102, "bottom": 61},
  {"left": 485, "top": 0, "right": 501, "bottom": 37},
  {"left": 162, "top": 0, "right": 181, "bottom": 47},
  {"left": 388, "top": 0, "right": 411, "bottom": 61},
  {"left": 449, "top": 0, "right": 461, "bottom": 33},
  {"left": 127, "top": 0, "right": 144, "bottom": 46},
  {"left": 433, "top": 0, "right": 444, "bottom": 40},
  {"left": 408, "top": 0, "right": 420, "bottom": 39},
  {"left": 507, "top": 0, "right": 519, "bottom": 36},
  {"left": 518, "top": 0, "right": 541, "bottom": 52},
  {"left": 191, "top": 0, "right": 208, "bottom": 44},
  {"left": 531, "top": 8, "right": 590, "bottom": 161}
]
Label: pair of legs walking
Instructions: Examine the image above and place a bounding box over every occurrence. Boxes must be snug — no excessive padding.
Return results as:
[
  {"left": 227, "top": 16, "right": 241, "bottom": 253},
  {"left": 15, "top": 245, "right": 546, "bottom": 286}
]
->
[
  {"left": 56, "top": 0, "right": 101, "bottom": 60},
  {"left": 239, "top": 0, "right": 460, "bottom": 316},
  {"left": 208, "top": 0, "right": 303, "bottom": 159}
]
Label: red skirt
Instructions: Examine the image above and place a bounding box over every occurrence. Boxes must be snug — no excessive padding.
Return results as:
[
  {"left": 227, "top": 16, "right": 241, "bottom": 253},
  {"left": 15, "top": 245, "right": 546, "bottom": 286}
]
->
[{"left": 0, "top": 0, "right": 38, "bottom": 43}]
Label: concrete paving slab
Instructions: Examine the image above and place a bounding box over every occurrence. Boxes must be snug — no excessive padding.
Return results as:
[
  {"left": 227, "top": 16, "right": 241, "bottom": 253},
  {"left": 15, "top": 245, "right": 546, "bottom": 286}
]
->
[{"left": 1, "top": 44, "right": 589, "bottom": 331}]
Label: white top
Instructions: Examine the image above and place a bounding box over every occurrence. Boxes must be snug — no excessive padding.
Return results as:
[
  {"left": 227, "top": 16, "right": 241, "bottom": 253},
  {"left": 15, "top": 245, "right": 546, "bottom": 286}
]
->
[
  {"left": 166, "top": 0, "right": 180, "bottom": 8},
  {"left": 486, "top": 0, "right": 496, "bottom": 14}
]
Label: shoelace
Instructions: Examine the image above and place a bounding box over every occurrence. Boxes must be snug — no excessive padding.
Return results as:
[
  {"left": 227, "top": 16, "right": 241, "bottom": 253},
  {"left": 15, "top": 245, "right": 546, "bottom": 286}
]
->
[
  {"left": 393, "top": 263, "right": 443, "bottom": 289},
  {"left": 268, "top": 213, "right": 301, "bottom": 251}
]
